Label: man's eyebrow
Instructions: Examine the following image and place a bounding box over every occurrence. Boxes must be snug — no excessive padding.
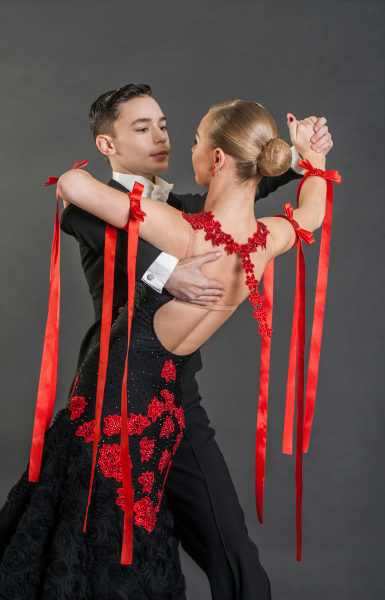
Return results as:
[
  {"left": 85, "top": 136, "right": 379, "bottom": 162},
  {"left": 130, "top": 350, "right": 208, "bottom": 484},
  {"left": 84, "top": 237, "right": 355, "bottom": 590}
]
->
[
  {"left": 130, "top": 116, "right": 167, "bottom": 126},
  {"left": 196, "top": 131, "right": 200, "bottom": 138},
  {"left": 131, "top": 117, "right": 152, "bottom": 126}
]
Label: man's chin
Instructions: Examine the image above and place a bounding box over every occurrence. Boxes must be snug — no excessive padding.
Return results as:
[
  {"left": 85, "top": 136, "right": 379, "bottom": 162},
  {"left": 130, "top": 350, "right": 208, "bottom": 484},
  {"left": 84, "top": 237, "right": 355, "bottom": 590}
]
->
[{"left": 152, "top": 161, "right": 169, "bottom": 174}]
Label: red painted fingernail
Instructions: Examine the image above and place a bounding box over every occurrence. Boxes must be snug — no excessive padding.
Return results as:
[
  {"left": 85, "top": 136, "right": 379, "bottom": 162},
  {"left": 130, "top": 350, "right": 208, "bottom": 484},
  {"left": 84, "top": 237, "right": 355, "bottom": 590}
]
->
[{"left": 289, "top": 117, "right": 294, "bottom": 122}]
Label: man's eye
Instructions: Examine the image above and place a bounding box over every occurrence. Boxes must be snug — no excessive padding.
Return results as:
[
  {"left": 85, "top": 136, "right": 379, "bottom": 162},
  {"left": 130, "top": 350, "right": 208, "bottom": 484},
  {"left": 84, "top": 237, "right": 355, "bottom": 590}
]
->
[
  {"left": 193, "top": 138, "right": 197, "bottom": 145},
  {"left": 138, "top": 128, "right": 148, "bottom": 132},
  {"left": 160, "top": 126, "right": 168, "bottom": 131}
]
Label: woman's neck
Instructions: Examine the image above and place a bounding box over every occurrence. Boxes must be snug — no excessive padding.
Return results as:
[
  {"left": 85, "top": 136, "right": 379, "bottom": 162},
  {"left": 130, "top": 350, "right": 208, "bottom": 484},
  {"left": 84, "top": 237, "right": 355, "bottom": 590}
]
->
[{"left": 203, "top": 173, "right": 258, "bottom": 233}]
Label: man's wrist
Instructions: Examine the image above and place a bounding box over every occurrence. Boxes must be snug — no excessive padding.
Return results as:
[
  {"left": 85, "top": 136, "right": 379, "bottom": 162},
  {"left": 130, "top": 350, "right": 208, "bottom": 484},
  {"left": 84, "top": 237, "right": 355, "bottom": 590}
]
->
[
  {"left": 290, "top": 146, "right": 305, "bottom": 175},
  {"left": 142, "top": 252, "right": 179, "bottom": 293}
]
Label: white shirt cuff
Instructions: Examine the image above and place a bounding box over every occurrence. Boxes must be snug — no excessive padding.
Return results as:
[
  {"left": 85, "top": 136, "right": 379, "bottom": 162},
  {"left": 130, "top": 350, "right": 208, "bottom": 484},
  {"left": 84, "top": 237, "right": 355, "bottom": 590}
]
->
[
  {"left": 142, "top": 252, "right": 179, "bottom": 293},
  {"left": 290, "top": 146, "right": 305, "bottom": 175}
]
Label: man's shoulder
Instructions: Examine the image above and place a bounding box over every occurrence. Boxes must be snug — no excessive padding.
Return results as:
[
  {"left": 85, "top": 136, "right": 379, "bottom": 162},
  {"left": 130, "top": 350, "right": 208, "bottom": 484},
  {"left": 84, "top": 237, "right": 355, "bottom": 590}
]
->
[{"left": 168, "top": 190, "right": 207, "bottom": 214}]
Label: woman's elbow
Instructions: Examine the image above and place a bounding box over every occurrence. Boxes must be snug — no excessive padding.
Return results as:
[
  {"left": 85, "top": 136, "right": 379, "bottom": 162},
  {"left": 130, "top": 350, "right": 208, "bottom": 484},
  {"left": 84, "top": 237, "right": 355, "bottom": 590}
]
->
[{"left": 57, "top": 170, "right": 88, "bottom": 203}]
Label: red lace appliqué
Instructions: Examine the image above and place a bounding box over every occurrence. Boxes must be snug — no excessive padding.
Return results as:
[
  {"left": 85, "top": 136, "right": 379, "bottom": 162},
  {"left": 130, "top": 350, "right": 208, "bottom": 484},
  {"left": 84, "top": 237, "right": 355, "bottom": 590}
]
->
[
  {"left": 133, "top": 496, "right": 157, "bottom": 533},
  {"left": 155, "top": 489, "right": 163, "bottom": 513},
  {"left": 140, "top": 437, "right": 155, "bottom": 462},
  {"left": 159, "top": 449, "right": 171, "bottom": 472},
  {"left": 182, "top": 209, "right": 272, "bottom": 338},
  {"left": 76, "top": 420, "right": 101, "bottom": 443},
  {"left": 116, "top": 488, "right": 126, "bottom": 511},
  {"left": 174, "top": 407, "right": 185, "bottom": 429},
  {"left": 127, "top": 413, "right": 151, "bottom": 435},
  {"left": 68, "top": 374, "right": 88, "bottom": 420},
  {"left": 161, "top": 359, "right": 176, "bottom": 382},
  {"left": 160, "top": 415, "right": 175, "bottom": 439},
  {"left": 173, "top": 432, "right": 183, "bottom": 454},
  {"left": 160, "top": 390, "right": 175, "bottom": 414},
  {"left": 103, "top": 414, "right": 122, "bottom": 436},
  {"left": 98, "top": 443, "right": 132, "bottom": 482},
  {"left": 147, "top": 397, "right": 165, "bottom": 423},
  {"left": 138, "top": 470, "right": 155, "bottom": 494}
]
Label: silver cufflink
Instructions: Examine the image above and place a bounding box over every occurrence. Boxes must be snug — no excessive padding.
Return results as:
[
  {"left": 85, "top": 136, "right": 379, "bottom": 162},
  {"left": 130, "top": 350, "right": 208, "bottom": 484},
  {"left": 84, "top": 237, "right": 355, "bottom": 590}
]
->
[{"left": 147, "top": 273, "right": 155, "bottom": 281}]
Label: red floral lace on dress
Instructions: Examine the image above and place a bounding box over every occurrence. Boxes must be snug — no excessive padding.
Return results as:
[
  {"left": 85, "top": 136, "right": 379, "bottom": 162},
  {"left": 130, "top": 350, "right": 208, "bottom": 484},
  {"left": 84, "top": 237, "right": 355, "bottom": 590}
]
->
[{"left": 182, "top": 209, "right": 272, "bottom": 338}]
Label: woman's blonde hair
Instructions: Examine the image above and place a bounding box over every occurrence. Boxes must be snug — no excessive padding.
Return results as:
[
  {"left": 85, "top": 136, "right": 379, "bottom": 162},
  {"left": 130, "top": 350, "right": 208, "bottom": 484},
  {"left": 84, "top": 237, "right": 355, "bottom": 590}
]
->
[{"left": 207, "top": 100, "right": 292, "bottom": 184}]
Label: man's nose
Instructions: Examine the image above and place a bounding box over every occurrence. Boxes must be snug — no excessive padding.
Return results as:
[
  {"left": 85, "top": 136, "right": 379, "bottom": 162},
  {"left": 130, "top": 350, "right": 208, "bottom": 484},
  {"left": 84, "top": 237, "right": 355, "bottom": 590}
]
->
[{"left": 154, "top": 128, "right": 168, "bottom": 143}]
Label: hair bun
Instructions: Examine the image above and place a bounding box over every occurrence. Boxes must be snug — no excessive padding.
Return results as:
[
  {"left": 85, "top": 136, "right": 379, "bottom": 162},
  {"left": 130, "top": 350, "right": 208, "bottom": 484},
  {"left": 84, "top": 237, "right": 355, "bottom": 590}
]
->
[{"left": 258, "top": 138, "right": 292, "bottom": 177}]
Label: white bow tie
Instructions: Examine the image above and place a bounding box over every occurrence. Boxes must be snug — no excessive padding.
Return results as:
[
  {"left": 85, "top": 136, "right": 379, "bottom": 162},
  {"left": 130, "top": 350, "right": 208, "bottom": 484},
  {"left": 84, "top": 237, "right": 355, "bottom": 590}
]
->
[{"left": 151, "top": 183, "right": 174, "bottom": 202}]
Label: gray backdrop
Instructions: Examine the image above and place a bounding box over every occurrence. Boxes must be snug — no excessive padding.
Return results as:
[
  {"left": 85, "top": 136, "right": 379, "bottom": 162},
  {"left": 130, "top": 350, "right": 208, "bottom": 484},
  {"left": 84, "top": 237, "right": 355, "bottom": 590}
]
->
[{"left": 0, "top": 1, "right": 384, "bottom": 598}]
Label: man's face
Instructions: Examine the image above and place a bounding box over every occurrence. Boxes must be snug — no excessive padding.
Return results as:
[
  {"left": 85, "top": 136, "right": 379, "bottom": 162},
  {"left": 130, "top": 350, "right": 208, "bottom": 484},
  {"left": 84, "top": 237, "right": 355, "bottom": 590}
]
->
[{"left": 97, "top": 96, "right": 170, "bottom": 180}]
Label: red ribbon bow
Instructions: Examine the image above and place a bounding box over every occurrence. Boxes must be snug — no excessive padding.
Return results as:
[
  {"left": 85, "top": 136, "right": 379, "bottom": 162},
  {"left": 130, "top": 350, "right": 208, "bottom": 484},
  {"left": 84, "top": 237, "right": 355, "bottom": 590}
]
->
[
  {"left": 299, "top": 158, "right": 342, "bottom": 185},
  {"left": 275, "top": 203, "right": 315, "bottom": 247},
  {"left": 43, "top": 160, "right": 88, "bottom": 186}
]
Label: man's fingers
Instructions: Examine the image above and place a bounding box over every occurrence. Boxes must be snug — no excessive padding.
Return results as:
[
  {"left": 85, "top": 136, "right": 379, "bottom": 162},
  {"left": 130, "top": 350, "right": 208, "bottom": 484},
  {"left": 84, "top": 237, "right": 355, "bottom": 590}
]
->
[
  {"left": 313, "top": 116, "right": 327, "bottom": 132},
  {"left": 191, "top": 294, "right": 224, "bottom": 303},
  {"left": 308, "top": 116, "right": 318, "bottom": 124},
  {"left": 311, "top": 125, "right": 329, "bottom": 145},
  {"left": 195, "top": 251, "right": 222, "bottom": 266}
]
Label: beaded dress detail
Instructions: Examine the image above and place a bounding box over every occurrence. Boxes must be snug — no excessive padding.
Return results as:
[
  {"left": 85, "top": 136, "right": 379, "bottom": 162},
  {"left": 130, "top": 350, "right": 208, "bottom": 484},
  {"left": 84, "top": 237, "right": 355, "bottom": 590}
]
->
[
  {"left": 0, "top": 286, "right": 190, "bottom": 600},
  {"left": 182, "top": 209, "right": 272, "bottom": 337}
]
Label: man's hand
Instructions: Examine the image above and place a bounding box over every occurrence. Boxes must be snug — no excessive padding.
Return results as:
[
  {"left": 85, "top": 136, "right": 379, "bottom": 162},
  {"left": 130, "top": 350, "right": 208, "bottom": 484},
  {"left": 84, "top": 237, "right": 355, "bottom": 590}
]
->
[
  {"left": 164, "top": 251, "right": 226, "bottom": 305},
  {"left": 307, "top": 116, "right": 333, "bottom": 155}
]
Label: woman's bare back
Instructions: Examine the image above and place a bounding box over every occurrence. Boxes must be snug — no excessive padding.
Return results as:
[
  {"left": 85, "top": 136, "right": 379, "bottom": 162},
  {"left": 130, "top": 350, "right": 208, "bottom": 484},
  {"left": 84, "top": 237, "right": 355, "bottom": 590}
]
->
[{"left": 154, "top": 215, "right": 271, "bottom": 356}]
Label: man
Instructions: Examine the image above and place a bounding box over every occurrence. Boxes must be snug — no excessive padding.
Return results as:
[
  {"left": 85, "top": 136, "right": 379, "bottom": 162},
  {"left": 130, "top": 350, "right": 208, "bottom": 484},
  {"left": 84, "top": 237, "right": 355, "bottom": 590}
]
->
[{"left": 61, "top": 83, "right": 332, "bottom": 599}]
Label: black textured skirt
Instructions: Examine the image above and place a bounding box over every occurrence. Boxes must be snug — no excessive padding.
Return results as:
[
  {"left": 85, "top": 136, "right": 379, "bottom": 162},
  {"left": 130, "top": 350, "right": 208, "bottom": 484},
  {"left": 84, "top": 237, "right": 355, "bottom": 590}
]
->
[{"left": 0, "top": 288, "right": 192, "bottom": 600}]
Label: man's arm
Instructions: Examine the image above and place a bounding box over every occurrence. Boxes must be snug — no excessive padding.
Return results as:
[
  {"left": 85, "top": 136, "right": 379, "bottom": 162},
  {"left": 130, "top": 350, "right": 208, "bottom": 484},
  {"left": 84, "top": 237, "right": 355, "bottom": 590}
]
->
[{"left": 60, "top": 203, "right": 160, "bottom": 281}]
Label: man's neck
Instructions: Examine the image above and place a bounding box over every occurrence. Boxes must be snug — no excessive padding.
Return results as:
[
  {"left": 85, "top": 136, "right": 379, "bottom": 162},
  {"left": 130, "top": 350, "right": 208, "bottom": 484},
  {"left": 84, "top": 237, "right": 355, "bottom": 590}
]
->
[{"left": 111, "top": 167, "right": 156, "bottom": 184}]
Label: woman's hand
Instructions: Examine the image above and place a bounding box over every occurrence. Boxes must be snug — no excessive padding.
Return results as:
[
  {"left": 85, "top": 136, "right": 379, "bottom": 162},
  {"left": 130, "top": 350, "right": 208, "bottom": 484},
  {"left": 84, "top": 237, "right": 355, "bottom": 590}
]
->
[{"left": 287, "top": 114, "right": 326, "bottom": 166}]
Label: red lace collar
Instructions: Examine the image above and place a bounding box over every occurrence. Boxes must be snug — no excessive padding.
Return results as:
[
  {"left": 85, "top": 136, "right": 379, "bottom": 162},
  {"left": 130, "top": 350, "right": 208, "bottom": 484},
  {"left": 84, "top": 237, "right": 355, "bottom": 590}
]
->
[{"left": 182, "top": 208, "right": 272, "bottom": 338}]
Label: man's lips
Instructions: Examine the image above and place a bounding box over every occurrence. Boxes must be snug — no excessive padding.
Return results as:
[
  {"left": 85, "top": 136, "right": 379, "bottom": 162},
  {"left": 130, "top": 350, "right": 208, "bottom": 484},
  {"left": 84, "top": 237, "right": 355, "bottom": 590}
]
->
[{"left": 151, "top": 150, "right": 169, "bottom": 157}]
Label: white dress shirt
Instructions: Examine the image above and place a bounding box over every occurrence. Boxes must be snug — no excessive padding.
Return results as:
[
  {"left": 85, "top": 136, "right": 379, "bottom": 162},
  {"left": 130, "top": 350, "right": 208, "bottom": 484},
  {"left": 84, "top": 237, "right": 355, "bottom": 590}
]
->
[{"left": 112, "top": 147, "right": 303, "bottom": 293}]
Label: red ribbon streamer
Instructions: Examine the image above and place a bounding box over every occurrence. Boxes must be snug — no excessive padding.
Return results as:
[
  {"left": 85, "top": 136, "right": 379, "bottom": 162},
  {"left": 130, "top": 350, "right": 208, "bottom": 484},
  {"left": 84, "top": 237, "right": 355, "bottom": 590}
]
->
[
  {"left": 255, "top": 259, "right": 274, "bottom": 524},
  {"left": 275, "top": 160, "right": 341, "bottom": 561},
  {"left": 83, "top": 223, "right": 117, "bottom": 534},
  {"left": 82, "top": 182, "right": 144, "bottom": 565},
  {"left": 120, "top": 182, "right": 145, "bottom": 564},
  {"left": 281, "top": 160, "right": 341, "bottom": 457},
  {"left": 28, "top": 160, "right": 88, "bottom": 483}
]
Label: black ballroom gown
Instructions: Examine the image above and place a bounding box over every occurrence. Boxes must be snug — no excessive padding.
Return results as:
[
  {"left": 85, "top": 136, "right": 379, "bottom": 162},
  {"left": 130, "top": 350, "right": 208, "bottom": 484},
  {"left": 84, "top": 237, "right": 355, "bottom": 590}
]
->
[{"left": 0, "top": 283, "right": 192, "bottom": 600}]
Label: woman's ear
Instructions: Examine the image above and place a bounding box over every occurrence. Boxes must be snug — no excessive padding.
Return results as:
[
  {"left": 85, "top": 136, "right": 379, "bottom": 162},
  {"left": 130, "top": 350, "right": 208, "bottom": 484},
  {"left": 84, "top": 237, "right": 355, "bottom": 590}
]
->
[
  {"left": 213, "top": 148, "right": 226, "bottom": 170},
  {"left": 96, "top": 134, "right": 116, "bottom": 158}
]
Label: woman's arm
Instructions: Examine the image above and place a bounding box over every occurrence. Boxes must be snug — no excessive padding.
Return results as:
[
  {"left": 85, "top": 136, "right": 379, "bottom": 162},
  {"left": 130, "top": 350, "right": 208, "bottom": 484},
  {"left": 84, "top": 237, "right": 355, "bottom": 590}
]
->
[
  {"left": 58, "top": 171, "right": 191, "bottom": 259},
  {"left": 259, "top": 115, "right": 327, "bottom": 259}
]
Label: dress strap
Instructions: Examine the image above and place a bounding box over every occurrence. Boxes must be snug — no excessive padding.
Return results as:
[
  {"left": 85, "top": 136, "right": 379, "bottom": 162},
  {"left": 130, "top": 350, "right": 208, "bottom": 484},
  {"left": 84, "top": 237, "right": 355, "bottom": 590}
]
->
[
  {"left": 185, "top": 224, "right": 198, "bottom": 259},
  {"left": 174, "top": 299, "right": 238, "bottom": 311}
]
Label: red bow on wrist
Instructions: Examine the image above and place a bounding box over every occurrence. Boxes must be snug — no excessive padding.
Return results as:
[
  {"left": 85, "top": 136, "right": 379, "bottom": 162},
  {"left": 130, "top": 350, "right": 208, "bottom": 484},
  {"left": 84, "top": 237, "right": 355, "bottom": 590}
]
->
[{"left": 299, "top": 158, "right": 342, "bottom": 184}]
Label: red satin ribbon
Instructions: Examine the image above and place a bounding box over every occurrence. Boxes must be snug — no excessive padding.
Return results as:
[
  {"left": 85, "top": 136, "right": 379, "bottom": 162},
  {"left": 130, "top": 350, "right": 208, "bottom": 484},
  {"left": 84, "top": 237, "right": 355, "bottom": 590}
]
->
[
  {"left": 275, "top": 160, "right": 341, "bottom": 561},
  {"left": 120, "top": 183, "right": 145, "bottom": 564},
  {"left": 255, "top": 259, "right": 274, "bottom": 524},
  {"left": 282, "top": 160, "right": 341, "bottom": 457},
  {"left": 28, "top": 160, "right": 88, "bottom": 483},
  {"left": 82, "top": 182, "right": 145, "bottom": 565}
]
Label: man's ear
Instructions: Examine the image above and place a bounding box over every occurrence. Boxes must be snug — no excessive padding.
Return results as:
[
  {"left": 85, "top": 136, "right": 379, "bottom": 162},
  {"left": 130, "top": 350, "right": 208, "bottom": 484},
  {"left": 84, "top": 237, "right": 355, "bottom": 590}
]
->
[{"left": 96, "top": 134, "right": 116, "bottom": 158}]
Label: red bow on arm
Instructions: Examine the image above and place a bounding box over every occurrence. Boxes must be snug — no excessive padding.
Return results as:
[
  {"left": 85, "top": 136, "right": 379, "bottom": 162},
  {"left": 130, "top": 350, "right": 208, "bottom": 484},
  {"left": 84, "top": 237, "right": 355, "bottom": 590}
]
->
[
  {"left": 82, "top": 182, "right": 145, "bottom": 566},
  {"left": 28, "top": 160, "right": 88, "bottom": 483}
]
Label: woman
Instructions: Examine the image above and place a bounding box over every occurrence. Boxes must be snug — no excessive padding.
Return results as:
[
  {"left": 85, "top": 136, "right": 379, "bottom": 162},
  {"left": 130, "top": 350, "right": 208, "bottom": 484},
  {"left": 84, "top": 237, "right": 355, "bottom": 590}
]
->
[{"left": 0, "top": 102, "right": 328, "bottom": 599}]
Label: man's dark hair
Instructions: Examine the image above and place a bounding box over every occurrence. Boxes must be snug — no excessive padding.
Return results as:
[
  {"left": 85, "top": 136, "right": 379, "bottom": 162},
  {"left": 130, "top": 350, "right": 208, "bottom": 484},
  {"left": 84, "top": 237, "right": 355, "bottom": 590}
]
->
[{"left": 89, "top": 83, "right": 153, "bottom": 144}]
